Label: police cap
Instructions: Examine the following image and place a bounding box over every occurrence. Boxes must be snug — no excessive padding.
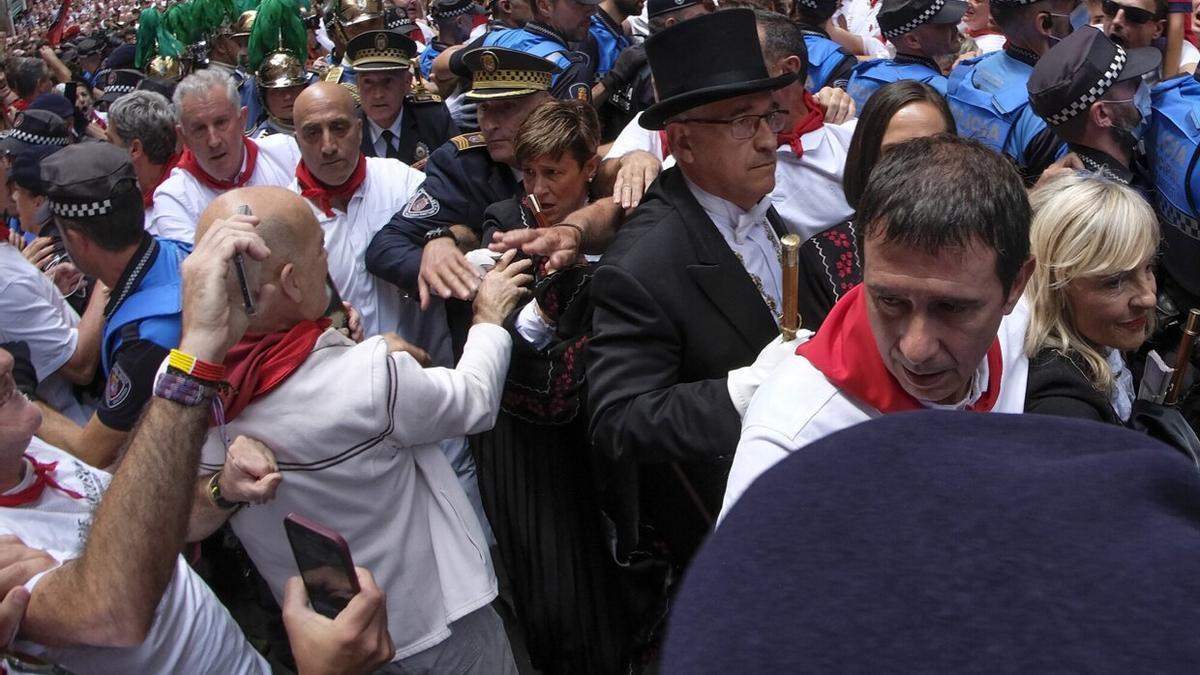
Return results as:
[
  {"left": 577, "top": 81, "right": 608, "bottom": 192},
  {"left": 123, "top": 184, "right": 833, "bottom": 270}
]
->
[
  {"left": 1028, "top": 28, "right": 1159, "bottom": 127},
  {"left": 0, "top": 110, "right": 72, "bottom": 156},
  {"left": 462, "top": 47, "right": 561, "bottom": 100},
  {"left": 346, "top": 29, "right": 417, "bottom": 70},
  {"left": 429, "top": 0, "right": 486, "bottom": 19},
  {"left": 40, "top": 143, "right": 141, "bottom": 220},
  {"left": 647, "top": 0, "right": 703, "bottom": 17},
  {"left": 878, "top": 0, "right": 966, "bottom": 40}
]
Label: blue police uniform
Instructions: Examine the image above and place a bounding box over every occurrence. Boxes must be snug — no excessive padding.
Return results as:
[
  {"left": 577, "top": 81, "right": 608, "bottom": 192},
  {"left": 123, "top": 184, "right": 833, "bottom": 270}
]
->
[
  {"left": 419, "top": 40, "right": 447, "bottom": 79},
  {"left": 801, "top": 27, "right": 857, "bottom": 92},
  {"left": 847, "top": 54, "right": 946, "bottom": 111},
  {"left": 589, "top": 11, "right": 630, "bottom": 77},
  {"left": 947, "top": 47, "right": 1064, "bottom": 181},
  {"left": 481, "top": 22, "right": 597, "bottom": 101},
  {"left": 1149, "top": 74, "right": 1200, "bottom": 298},
  {"left": 236, "top": 69, "right": 265, "bottom": 133},
  {"left": 102, "top": 237, "right": 191, "bottom": 376}
]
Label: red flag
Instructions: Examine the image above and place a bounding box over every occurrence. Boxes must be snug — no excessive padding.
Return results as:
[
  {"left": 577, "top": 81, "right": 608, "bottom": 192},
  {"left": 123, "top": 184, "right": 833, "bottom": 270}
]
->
[{"left": 45, "top": 0, "right": 72, "bottom": 47}]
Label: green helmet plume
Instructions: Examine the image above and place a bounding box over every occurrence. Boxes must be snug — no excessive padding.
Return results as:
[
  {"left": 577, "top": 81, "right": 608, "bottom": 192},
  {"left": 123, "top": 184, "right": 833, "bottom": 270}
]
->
[
  {"left": 135, "top": 8, "right": 186, "bottom": 69},
  {"left": 247, "top": 0, "right": 308, "bottom": 72}
]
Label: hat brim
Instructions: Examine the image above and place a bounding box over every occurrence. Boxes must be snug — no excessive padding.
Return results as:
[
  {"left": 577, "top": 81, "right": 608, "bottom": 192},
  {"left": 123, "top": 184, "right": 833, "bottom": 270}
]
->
[
  {"left": 640, "top": 72, "right": 798, "bottom": 130},
  {"left": 351, "top": 60, "right": 413, "bottom": 71},
  {"left": 1116, "top": 46, "right": 1161, "bottom": 82},
  {"left": 0, "top": 137, "right": 35, "bottom": 156},
  {"left": 930, "top": 0, "right": 967, "bottom": 24},
  {"left": 464, "top": 87, "right": 544, "bottom": 101}
]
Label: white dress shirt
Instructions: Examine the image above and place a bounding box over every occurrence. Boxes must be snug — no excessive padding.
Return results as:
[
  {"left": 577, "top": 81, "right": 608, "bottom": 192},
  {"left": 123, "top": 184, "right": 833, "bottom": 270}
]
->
[
  {"left": 366, "top": 111, "right": 405, "bottom": 159},
  {"left": 773, "top": 119, "right": 857, "bottom": 242}
]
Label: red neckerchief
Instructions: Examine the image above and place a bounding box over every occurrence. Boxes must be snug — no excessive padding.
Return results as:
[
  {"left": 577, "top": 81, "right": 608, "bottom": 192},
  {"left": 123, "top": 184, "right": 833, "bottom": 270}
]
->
[
  {"left": 296, "top": 154, "right": 367, "bottom": 217},
  {"left": 776, "top": 91, "right": 826, "bottom": 157},
  {"left": 966, "top": 27, "right": 1002, "bottom": 38},
  {"left": 216, "top": 318, "right": 332, "bottom": 424},
  {"left": 796, "top": 284, "right": 1003, "bottom": 413},
  {"left": 0, "top": 455, "right": 84, "bottom": 507},
  {"left": 409, "top": 27, "right": 426, "bottom": 44},
  {"left": 178, "top": 137, "right": 260, "bottom": 191},
  {"left": 12, "top": 98, "right": 29, "bottom": 112},
  {"left": 0, "top": 220, "right": 10, "bottom": 242},
  {"left": 142, "top": 152, "right": 182, "bottom": 208}
]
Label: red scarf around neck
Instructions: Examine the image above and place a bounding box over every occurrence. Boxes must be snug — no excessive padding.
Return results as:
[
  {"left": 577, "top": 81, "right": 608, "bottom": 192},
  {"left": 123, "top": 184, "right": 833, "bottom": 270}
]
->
[
  {"left": 178, "top": 137, "right": 260, "bottom": 191},
  {"left": 966, "top": 27, "right": 1002, "bottom": 38},
  {"left": 296, "top": 154, "right": 367, "bottom": 217},
  {"left": 796, "top": 284, "right": 1003, "bottom": 414},
  {"left": 216, "top": 318, "right": 331, "bottom": 424},
  {"left": 0, "top": 455, "right": 83, "bottom": 507},
  {"left": 142, "top": 152, "right": 182, "bottom": 208},
  {"left": 777, "top": 90, "right": 826, "bottom": 157}
]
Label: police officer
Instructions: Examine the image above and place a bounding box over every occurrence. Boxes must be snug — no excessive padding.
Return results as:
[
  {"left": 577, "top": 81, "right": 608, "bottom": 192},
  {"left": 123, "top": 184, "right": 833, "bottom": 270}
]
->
[
  {"left": 76, "top": 38, "right": 105, "bottom": 87},
  {"left": 347, "top": 30, "right": 457, "bottom": 165},
  {"left": 1027, "top": 27, "right": 1158, "bottom": 185},
  {"left": 322, "top": 0, "right": 386, "bottom": 86},
  {"left": 847, "top": 0, "right": 966, "bottom": 110},
  {"left": 420, "top": 0, "right": 487, "bottom": 80},
  {"left": 589, "top": 0, "right": 637, "bottom": 78},
  {"left": 946, "top": 0, "right": 1079, "bottom": 183},
  {"left": 480, "top": 0, "right": 600, "bottom": 101},
  {"left": 366, "top": 48, "right": 558, "bottom": 349},
  {"left": 95, "top": 69, "right": 144, "bottom": 111},
  {"left": 793, "top": 0, "right": 858, "bottom": 92},
  {"left": 38, "top": 143, "right": 190, "bottom": 468}
]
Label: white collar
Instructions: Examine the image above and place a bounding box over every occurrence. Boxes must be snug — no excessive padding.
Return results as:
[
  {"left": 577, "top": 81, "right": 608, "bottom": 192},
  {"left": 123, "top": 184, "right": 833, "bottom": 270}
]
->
[
  {"left": 918, "top": 357, "right": 989, "bottom": 411},
  {"left": 366, "top": 110, "right": 404, "bottom": 142},
  {"left": 683, "top": 175, "right": 772, "bottom": 244},
  {"left": 1107, "top": 348, "right": 1134, "bottom": 422}
]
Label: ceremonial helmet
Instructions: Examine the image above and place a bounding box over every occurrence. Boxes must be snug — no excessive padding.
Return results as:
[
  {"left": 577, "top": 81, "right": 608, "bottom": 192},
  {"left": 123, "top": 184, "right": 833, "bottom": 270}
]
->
[
  {"left": 257, "top": 51, "right": 309, "bottom": 88},
  {"left": 327, "top": 0, "right": 384, "bottom": 42},
  {"left": 232, "top": 10, "right": 259, "bottom": 41},
  {"left": 249, "top": 0, "right": 311, "bottom": 89},
  {"left": 147, "top": 55, "right": 184, "bottom": 79}
]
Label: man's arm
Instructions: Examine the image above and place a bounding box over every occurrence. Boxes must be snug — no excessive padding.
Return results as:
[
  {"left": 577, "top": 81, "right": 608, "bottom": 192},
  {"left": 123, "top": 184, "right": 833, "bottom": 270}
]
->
[
  {"left": 55, "top": 282, "right": 106, "bottom": 386},
  {"left": 18, "top": 216, "right": 270, "bottom": 648},
  {"left": 32, "top": 406, "right": 127, "bottom": 469},
  {"left": 188, "top": 436, "right": 282, "bottom": 542}
]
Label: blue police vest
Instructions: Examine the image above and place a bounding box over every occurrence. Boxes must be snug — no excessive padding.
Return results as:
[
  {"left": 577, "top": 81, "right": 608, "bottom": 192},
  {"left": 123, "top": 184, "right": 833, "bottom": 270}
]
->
[
  {"left": 589, "top": 14, "right": 630, "bottom": 76},
  {"left": 947, "top": 51, "right": 1046, "bottom": 164},
  {"left": 482, "top": 28, "right": 574, "bottom": 86},
  {"left": 804, "top": 33, "right": 852, "bottom": 92},
  {"left": 847, "top": 58, "right": 947, "bottom": 111},
  {"left": 101, "top": 238, "right": 191, "bottom": 376},
  {"left": 419, "top": 42, "right": 444, "bottom": 80},
  {"left": 1149, "top": 75, "right": 1200, "bottom": 296}
]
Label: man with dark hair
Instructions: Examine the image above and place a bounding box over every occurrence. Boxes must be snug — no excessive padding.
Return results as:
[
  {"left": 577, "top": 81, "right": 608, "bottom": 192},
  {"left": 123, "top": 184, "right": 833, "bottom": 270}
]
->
[
  {"left": 847, "top": 0, "right": 966, "bottom": 110},
  {"left": 792, "top": 0, "right": 858, "bottom": 91},
  {"left": 479, "top": 0, "right": 601, "bottom": 101},
  {"left": 947, "top": 0, "right": 1080, "bottom": 183},
  {"left": 11, "top": 58, "right": 52, "bottom": 111},
  {"left": 419, "top": 0, "right": 487, "bottom": 80},
  {"left": 33, "top": 143, "right": 189, "bottom": 469},
  {"left": 721, "top": 134, "right": 1035, "bottom": 517},
  {"left": 1102, "top": 0, "right": 1197, "bottom": 82}
]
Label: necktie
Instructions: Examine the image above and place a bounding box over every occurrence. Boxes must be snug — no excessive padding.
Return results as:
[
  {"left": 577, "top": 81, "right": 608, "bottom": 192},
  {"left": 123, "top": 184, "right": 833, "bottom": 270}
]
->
[{"left": 380, "top": 129, "right": 400, "bottom": 160}]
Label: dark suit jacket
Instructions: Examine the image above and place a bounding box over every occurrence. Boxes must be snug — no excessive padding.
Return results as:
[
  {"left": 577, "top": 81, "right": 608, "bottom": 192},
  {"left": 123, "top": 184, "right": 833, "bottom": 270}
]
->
[
  {"left": 359, "top": 101, "right": 457, "bottom": 165},
  {"left": 587, "top": 167, "right": 788, "bottom": 565}
]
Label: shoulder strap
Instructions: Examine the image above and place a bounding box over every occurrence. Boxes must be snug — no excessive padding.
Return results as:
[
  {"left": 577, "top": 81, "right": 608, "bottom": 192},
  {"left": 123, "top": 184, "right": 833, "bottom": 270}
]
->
[{"left": 451, "top": 132, "right": 488, "bottom": 151}]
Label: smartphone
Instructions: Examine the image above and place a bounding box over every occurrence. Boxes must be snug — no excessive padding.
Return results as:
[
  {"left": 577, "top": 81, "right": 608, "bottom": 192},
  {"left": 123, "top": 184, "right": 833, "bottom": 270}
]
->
[
  {"left": 283, "top": 513, "right": 360, "bottom": 619},
  {"left": 234, "top": 205, "right": 257, "bottom": 315}
]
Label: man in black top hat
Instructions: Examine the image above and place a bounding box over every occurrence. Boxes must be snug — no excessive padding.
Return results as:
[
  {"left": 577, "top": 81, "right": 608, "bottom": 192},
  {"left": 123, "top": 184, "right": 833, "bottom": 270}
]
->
[
  {"left": 1028, "top": 27, "right": 1159, "bottom": 185},
  {"left": 586, "top": 8, "right": 800, "bottom": 572},
  {"left": 347, "top": 29, "right": 457, "bottom": 165}
]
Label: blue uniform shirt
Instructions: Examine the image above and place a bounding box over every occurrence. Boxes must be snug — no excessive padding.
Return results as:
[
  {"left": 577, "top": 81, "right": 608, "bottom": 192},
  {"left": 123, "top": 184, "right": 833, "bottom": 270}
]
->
[
  {"left": 589, "top": 11, "right": 630, "bottom": 77},
  {"left": 481, "top": 22, "right": 598, "bottom": 101},
  {"left": 1149, "top": 74, "right": 1200, "bottom": 297},
  {"left": 847, "top": 54, "right": 946, "bottom": 111},
  {"left": 802, "top": 28, "right": 857, "bottom": 92}
]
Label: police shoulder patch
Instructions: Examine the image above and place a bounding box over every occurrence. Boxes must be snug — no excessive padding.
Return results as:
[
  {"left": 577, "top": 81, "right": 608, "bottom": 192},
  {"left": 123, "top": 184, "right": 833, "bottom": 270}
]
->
[
  {"left": 451, "top": 132, "right": 487, "bottom": 152},
  {"left": 105, "top": 363, "right": 133, "bottom": 408},
  {"left": 570, "top": 83, "right": 591, "bottom": 103},
  {"left": 402, "top": 187, "right": 441, "bottom": 219}
]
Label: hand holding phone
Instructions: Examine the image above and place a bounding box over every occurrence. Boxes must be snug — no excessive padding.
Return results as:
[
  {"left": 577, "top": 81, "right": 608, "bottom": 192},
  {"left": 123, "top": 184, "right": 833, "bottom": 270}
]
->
[{"left": 284, "top": 513, "right": 360, "bottom": 619}]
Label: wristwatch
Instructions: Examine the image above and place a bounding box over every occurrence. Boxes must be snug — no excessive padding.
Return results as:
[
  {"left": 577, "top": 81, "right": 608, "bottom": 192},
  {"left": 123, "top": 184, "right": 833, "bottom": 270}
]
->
[
  {"left": 423, "top": 227, "right": 456, "bottom": 246},
  {"left": 208, "top": 471, "right": 247, "bottom": 510}
]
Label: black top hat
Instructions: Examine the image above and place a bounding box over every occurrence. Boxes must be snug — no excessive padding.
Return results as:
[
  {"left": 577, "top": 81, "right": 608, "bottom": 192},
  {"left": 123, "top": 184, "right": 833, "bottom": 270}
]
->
[
  {"left": 346, "top": 29, "right": 417, "bottom": 70},
  {"left": 100, "top": 69, "right": 145, "bottom": 103},
  {"left": 0, "top": 110, "right": 72, "bottom": 156},
  {"left": 640, "top": 9, "right": 795, "bottom": 130},
  {"left": 429, "top": 0, "right": 486, "bottom": 19},
  {"left": 41, "top": 143, "right": 141, "bottom": 219},
  {"left": 462, "top": 47, "right": 562, "bottom": 100},
  {"left": 647, "top": 0, "right": 704, "bottom": 17},
  {"left": 878, "top": 0, "right": 966, "bottom": 40},
  {"left": 1028, "top": 28, "right": 1159, "bottom": 127}
]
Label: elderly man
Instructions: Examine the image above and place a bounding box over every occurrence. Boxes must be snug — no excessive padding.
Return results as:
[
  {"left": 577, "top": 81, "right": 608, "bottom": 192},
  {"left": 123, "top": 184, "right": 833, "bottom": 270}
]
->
[
  {"left": 348, "top": 30, "right": 456, "bottom": 165},
  {"left": 148, "top": 69, "right": 299, "bottom": 242},
  {"left": 105, "top": 90, "right": 181, "bottom": 224},
  {"left": 720, "top": 134, "right": 1034, "bottom": 518},
  {"left": 185, "top": 186, "right": 531, "bottom": 673},
  {"left": 586, "top": 9, "right": 802, "bottom": 573}
]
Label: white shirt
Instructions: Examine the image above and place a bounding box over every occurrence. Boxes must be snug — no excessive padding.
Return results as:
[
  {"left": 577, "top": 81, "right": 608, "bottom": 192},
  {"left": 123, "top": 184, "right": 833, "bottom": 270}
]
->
[
  {"left": 837, "top": 0, "right": 892, "bottom": 58},
  {"left": 366, "top": 112, "right": 405, "bottom": 159},
  {"left": 200, "top": 326, "right": 510, "bottom": 660},
  {"left": 605, "top": 112, "right": 675, "bottom": 168},
  {"left": 719, "top": 299, "right": 1031, "bottom": 522},
  {"left": 773, "top": 120, "right": 857, "bottom": 242},
  {"left": 0, "top": 244, "right": 89, "bottom": 425},
  {"left": 148, "top": 134, "right": 302, "bottom": 242},
  {"left": 685, "top": 177, "right": 782, "bottom": 320},
  {"left": 5, "top": 438, "right": 270, "bottom": 675},
  {"left": 973, "top": 32, "right": 1006, "bottom": 54}
]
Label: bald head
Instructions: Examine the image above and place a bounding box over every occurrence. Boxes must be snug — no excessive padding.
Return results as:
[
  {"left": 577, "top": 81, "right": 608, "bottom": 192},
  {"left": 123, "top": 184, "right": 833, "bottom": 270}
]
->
[{"left": 293, "top": 82, "right": 364, "bottom": 186}]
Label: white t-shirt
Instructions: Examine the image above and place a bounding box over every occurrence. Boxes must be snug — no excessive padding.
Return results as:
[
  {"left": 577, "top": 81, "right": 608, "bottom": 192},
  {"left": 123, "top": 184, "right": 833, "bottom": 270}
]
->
[
  {"left": 3, "top": 438, "right": 270, "bottom": 675},
  {"left": 0, "top": 244, "right": 89, "bottom": 425},
  {"left": 773, "top": 120, "right": 857, "bottom": 242},
  {"left": 148, "top": 134, "right": 301, "bottom": 243},
  {"left": 605, "top": 112, "right": 674, "bottom": 168}
]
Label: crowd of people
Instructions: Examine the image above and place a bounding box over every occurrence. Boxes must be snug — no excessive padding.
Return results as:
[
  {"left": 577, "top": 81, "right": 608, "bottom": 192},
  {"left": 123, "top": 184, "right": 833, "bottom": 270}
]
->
[{"left": 1, "top": 0, "right": 1200, "bottom": 671}]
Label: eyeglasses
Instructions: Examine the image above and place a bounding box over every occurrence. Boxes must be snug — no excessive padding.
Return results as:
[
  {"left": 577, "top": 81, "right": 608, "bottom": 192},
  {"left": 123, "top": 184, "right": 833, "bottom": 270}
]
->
[
  {"left": 670, "top": 109, "right": 790, "bottom": 140},
  {"left": 1101, "top": 0, "right": 1157, "bottom": 24}
]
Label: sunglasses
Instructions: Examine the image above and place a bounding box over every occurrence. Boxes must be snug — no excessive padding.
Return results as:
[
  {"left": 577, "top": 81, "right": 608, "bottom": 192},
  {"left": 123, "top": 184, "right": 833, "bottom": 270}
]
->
[{"left": 1102, "top": 0, "right": 1158, "bottom": 24}]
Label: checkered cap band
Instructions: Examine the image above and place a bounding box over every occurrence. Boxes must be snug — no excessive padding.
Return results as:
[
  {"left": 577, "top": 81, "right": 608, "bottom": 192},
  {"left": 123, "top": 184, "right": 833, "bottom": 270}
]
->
[
  {"left": 1046, "top": 45, "right": 1127, "bottom": 126},
  {"left": 49, "top": 199, "right": 114, "bottom": 218},
  {"left": 796, "top": 0, "right": 820, "bottom": 8},
  {"left": 882, "top": 0, "right": 946, "bottom": 39},
  {"left": 105, "top": 84, "right": 135, "bottom": 94},
  {"left": 8, "top": 129, "right": 70, "bottom": 146},
  {"left": 473, "top": 68, "right": 553, "bottom": 91},
  {"left": 430, "top": 2, "right": 475, "bottom": 17}
]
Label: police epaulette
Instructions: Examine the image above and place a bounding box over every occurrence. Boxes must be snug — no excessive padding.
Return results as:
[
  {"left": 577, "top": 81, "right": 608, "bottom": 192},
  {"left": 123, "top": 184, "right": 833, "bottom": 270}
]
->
[
  {"left": 406, "top": 91, "right": 443, "bottom": 104},
  {"left": 451, "top": 133, "right": 487, "bottom": 151}
]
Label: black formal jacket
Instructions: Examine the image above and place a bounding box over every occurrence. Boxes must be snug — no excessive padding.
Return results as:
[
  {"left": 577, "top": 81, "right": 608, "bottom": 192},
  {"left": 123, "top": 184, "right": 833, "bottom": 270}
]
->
[
  {"left": 1025, "top": 348, "right": 1121, "bottom": 425},
  {"left": 587, "top": 167, "right": 825, "bottom": 565},
  {"left": 358, "top": 100, "right": 457, "bottom": 166}
]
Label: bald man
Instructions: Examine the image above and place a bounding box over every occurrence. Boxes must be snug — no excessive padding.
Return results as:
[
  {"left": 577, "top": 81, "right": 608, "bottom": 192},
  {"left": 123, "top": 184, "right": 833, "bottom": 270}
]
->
[{"left": 185, "top": 185, "right": 532, "bottom": 672}]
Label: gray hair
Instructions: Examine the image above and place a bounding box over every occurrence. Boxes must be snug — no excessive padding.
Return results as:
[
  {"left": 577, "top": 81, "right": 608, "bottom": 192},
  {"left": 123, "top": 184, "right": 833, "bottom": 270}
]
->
[
  {"left": 109, "top": 90, "right": 178, "bottom": 165},
  {"left": 172, "top": 69, "right": 240, "bottom": 120}
]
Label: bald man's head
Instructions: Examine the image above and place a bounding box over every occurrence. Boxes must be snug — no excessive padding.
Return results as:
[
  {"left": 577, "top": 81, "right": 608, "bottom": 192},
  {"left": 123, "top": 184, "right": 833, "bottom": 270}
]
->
[
  {"left": 293, "top": 82, "right": 364, "bottom": 186},
  {"left": 197, "top": 186, "right": 330, "bottom": 330}
]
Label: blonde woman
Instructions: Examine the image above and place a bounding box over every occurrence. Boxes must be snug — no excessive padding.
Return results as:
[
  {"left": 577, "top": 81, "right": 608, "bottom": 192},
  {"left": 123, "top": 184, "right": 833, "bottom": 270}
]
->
[{"left": 1024, "top": 172, "right": 1158, "bottom": 424}]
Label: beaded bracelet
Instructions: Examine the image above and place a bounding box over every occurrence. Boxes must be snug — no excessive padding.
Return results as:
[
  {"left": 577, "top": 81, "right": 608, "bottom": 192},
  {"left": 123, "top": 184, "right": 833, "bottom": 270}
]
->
[{"left": 153, "top": 370, "right": 217, "bottom": 407}]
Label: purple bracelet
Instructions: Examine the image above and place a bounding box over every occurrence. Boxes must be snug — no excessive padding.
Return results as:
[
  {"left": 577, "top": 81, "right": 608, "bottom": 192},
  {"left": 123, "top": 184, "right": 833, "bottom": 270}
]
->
[{"left": 153, "top": 370, "right": 216, "bottom": 407}]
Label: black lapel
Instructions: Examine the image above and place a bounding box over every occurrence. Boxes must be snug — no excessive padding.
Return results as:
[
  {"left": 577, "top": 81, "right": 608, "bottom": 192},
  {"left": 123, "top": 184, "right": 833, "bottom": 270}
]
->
[
  {"left": 395, "top": 108, "right": 420, "bottom": 164},
  {"left": 658, "top": 169, "right": 778, "bottom": 350},
  {"left": 359, "top": 113, "right": 377, "bottom": 158}
]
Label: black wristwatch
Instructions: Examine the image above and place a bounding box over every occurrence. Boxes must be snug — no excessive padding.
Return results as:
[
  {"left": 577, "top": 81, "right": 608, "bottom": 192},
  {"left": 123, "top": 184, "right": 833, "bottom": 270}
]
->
[
  {"left": 208, "top": 471, "right": 247, "bottom": 510},
  {"left": 423, "top": 227, "right": 456, "bottom": 246}
]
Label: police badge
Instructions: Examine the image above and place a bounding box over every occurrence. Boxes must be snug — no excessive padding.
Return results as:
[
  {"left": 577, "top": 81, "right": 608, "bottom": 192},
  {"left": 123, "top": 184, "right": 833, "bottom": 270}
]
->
[{"left": 402, "top": 187, "right": 441, "bottom": 218}]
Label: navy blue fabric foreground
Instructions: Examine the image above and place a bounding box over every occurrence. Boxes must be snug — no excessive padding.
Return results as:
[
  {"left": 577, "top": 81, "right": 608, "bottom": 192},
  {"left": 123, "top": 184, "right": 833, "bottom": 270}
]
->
[{"left": 663, "top": 411, "right": 1200, "bottom": 673}]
